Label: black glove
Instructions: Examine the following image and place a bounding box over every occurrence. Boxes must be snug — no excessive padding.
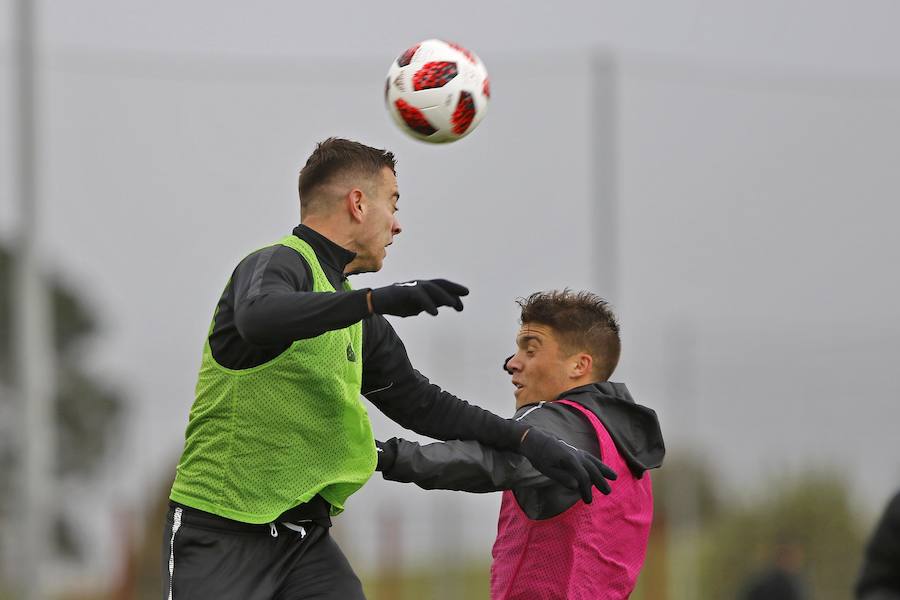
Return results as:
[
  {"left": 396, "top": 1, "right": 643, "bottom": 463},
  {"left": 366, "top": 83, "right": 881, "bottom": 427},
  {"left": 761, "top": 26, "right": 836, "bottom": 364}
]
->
[
  {"left": 375, "top": 439, "right": 397, "bottom": 472},
  {"left": 502, "top": 355, "right": 514, "bottom": 374},
  {"left": 370, "top": 279, "right": 469, "bottom": 317},
  {"left": 519, "top": 427, "right": 617, "bottom": 503}
]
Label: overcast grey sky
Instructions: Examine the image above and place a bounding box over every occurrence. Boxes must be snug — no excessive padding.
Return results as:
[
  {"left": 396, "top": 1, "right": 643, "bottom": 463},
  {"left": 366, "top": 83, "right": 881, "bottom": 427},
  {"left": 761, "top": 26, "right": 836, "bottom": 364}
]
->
[
  {"left": 2, "top": 0, "right": 900, "bottom": 582},
  {"left": 5, "top": 1, "right": 900, "bottom": 74}
]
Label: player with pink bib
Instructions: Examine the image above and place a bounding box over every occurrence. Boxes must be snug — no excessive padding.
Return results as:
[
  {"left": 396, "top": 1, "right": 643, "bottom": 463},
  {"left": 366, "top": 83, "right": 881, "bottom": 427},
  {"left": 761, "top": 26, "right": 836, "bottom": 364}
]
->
[{"left": 376, "top": 290, "right": 665, "bottom": 599}]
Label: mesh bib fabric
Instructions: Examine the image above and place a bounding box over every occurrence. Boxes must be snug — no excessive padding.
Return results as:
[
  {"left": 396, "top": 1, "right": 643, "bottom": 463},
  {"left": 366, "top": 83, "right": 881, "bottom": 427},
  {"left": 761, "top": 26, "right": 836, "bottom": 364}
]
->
[
  {"left": 170, "top": 235, "right": 375, "bottom": 523},
  {"left": 490, "top": 399, "right": 654, "bottom": 600}
]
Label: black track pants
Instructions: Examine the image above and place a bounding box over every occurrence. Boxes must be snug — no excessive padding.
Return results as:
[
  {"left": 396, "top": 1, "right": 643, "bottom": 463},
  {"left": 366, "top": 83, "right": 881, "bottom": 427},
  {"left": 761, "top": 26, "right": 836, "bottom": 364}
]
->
[{"left": 161, "top": 503, "right": 366, "bottom": 600}]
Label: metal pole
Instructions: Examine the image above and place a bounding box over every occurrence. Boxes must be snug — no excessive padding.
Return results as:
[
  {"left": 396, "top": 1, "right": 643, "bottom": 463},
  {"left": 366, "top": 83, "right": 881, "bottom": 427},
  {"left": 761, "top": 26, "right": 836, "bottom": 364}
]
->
[
  {"left": 663, "top": 319, "right": 700, "bottom": 599},
  {"left": 591, "top": 51, "right": 619, "bottom": 301},
  {"left": 13, "top": 0, "right": 55, "bottom": 598}
]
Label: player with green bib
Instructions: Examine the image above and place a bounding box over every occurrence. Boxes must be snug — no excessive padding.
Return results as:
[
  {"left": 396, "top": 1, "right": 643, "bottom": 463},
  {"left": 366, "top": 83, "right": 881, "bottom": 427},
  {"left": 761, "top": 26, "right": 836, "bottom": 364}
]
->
[{"left": 162, "top": 138, "right": 615, "bottom": 600}]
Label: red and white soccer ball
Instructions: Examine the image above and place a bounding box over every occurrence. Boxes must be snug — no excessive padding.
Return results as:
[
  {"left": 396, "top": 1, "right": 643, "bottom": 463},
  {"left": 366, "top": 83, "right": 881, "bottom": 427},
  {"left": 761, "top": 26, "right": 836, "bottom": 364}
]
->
[{"left": 385, "top": 39, "right": 490, "bottom": 143}]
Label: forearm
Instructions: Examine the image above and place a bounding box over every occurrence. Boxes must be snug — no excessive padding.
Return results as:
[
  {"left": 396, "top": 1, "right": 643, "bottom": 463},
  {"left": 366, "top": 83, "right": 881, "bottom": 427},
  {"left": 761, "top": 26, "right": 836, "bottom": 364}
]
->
[
  {"left": 362, "top": 315, "right": 528, "bottom": 451},
  {"left": 236, "top": 288, "right": 370, "bottom": 345},
  {"left": 379, "top": 438, "right": 547, "bottom": 492},
  {"left": 370, "top": 377, "right": 528, "bottom": 450}
]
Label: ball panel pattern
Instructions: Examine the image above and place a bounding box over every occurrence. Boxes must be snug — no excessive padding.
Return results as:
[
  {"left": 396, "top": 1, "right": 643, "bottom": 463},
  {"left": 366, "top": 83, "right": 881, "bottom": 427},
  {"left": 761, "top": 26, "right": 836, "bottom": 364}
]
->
[
  {"left": 444, "top": 41, "right": 477, "bottom": 64},
  {"left": 397, "top": 44, "right": 420, "bottom": 67},
  {"left": 412, "top": 61, "right": 459, "bottom": 91},
  {"left": 451, "top": 91, "right": 476, "bottom": 135},
  {"left": 394, "top": 98, "right": 438, "bottom": 136}
]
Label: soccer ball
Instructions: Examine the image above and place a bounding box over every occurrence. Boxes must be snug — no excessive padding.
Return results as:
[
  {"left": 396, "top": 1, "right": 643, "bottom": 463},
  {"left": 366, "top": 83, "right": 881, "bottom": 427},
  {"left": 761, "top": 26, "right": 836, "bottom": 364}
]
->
[{"left": 385, "top": 39, "right": 490, "bottom": 143}]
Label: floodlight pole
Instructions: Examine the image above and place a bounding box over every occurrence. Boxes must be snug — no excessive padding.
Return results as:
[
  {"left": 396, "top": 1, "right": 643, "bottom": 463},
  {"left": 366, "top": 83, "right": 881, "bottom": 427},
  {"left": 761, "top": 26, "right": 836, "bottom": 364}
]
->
[
  {"left": 591, "top": 51, "right": 618, "bottom": 301},
  {"left": 663, "top": 319, "right": 701, "bottom": 599},
  {"left": 13, "top": 0, "right": 55, "bottom": 598}
]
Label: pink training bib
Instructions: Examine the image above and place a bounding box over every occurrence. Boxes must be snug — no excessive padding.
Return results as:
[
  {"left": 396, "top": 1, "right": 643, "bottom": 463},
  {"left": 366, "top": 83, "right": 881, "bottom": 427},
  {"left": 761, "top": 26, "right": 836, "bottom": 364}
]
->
[{"left": 490, "top": 400, "right": 654, "bottom": 600}]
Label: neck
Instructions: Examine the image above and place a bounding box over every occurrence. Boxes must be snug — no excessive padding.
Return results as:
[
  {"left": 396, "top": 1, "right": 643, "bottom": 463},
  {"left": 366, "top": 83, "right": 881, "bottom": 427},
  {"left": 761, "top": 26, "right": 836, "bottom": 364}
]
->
[
  {"left": 515, "top": 378, "right": 595, "bottom": 409},
  {"left": 302, "top": 218, "right": 357, "bottom": 256},
  {"left": 515, "top": 398, "right": 535, "bottom": 410}
]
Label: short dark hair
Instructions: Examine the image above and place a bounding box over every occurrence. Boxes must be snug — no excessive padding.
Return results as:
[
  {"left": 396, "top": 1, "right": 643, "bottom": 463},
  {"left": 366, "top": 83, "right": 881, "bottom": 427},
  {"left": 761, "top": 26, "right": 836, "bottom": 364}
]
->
[
  {"left": 518, "top": 290, "right": 621, "bottom": 381},
  {"left": 298, "top": 137, "right": 397, "bottom": 215}
]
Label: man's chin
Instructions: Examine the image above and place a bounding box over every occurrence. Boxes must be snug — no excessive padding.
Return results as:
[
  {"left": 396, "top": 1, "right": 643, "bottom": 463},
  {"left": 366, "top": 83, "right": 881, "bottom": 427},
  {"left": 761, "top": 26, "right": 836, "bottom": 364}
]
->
[{"left": 347, "top": 258, "right": 382, "bottom": 276}]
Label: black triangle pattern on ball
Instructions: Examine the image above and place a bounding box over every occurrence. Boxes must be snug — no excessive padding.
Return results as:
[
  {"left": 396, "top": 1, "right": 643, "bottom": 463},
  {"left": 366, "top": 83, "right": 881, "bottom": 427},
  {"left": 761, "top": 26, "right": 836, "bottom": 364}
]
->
[
  {"left": 397, "top": 44, "right": 420, "bottom": 67},
  {"left": 394, "top": 99, "right": 437, "bottom": 136},
  {"left": 412, "top": 62, "right": 459, "bottom": 91},
  {"left": 451, "top": 91, "right": 476, "bottom": 135}
]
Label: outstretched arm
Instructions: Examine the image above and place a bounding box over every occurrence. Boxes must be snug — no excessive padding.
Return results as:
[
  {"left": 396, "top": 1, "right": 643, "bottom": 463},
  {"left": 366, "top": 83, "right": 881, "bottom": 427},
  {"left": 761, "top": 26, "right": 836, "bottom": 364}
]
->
[
  {"left": 375, "top": 401, "right": 616, "bottom": 499},
  {"left": 232, "top": 248, "right": 467, "bottom": 345},
  {"left": 231, "top": 246, "right": 370, "bottom": 345},
  {"left": 362, "top": 299, "right": 614, "bottom": 503},
  {"left": 376, "top": 437, "right": 550, "bottom": 493}
]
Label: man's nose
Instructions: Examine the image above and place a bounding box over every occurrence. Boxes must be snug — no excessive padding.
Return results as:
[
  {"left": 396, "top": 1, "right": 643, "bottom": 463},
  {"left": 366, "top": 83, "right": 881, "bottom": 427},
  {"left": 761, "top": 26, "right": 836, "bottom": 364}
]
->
[
  {"left": 392, "top": 217, "right": 402, "bottom": 235},
  {"left": 503, "top": 354, "right": 518, "bottom": 374}
]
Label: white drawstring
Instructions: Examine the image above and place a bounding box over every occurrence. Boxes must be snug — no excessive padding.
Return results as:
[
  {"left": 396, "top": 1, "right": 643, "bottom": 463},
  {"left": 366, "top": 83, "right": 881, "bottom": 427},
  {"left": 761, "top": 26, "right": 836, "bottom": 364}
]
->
[
  {"left": 270, "top": 520, "right": 309, "bottom": 540},
  {"left": 282, "top": 522, "right": 307, "bottom": 539}
]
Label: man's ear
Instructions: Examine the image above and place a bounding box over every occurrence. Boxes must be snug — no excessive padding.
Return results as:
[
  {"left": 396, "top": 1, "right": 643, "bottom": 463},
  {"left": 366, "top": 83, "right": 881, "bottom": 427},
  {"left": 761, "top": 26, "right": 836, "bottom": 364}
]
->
[
  {"left": 570, "top": 353, "right": 593, "bottom": 379},
  {"left": 347, "top": 188, "right": 365, "bottom": 223}
]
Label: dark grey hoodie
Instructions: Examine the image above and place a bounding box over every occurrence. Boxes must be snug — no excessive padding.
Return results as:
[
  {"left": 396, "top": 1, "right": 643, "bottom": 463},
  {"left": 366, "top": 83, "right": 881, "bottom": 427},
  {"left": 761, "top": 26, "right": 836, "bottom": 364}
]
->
[{"left": 377, "top": 381, "right": 665, "bottom": 520}]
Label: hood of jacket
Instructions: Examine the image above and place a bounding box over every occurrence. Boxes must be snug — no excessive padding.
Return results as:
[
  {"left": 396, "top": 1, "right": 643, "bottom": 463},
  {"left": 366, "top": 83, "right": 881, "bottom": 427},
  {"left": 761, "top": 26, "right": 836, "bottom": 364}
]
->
[{"left": 558, "top": 382, "right": 665, "bottom": 478}]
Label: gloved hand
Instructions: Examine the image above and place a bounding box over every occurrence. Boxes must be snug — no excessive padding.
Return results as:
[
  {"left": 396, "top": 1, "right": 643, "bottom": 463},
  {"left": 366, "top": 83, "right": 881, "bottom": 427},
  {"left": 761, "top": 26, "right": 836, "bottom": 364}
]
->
[
  {"left": 375, "top": 439, "right": 397, "bottom": 472},
  {"left": 519, "top": 427, "right": 617, "bottom": 503},
  {"left": 370, "top": 279, "right": 469, "bottom": 317}
]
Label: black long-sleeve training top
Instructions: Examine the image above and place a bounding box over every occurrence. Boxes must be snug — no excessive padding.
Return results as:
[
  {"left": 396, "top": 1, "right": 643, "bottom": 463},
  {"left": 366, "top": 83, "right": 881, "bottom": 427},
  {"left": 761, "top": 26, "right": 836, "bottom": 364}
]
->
[
  {"left": 378, "top": 382, "right": 665, "bottom": 520},
  {"left": 856, "top": 489, "right": 900, "bottom": 599},
  {"left": 207, "top": 224, "right": 529, "bottom": 456}
]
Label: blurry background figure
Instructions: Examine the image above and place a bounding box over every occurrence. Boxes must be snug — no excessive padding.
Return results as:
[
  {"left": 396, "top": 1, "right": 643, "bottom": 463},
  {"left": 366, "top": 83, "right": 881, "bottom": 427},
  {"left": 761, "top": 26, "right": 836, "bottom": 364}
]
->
[
  {"left": 737, "top": 537, "right": 809, "bottom": 600},
  {"left": 856, "top": 489, "right": 900, "bottom": 600}
]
